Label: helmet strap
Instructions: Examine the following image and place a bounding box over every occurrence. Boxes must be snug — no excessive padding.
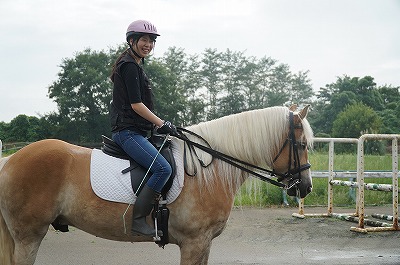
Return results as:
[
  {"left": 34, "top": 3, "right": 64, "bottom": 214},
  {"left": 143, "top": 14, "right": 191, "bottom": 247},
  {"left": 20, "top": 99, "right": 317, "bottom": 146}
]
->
[{"left": 128, "top": 42, "right": 145, "bottom": 64}]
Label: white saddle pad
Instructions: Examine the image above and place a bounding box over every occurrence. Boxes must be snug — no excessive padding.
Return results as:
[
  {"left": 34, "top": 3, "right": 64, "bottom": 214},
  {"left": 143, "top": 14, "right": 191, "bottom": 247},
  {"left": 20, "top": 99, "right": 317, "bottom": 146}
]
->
[{"left": 90, "top": 138, "right": 184, "bottom": 205}]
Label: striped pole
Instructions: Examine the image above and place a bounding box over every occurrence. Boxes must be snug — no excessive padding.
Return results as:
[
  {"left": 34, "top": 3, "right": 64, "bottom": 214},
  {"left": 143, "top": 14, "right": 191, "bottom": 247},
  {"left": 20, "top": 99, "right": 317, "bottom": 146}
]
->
[
  {"left": 329, "top": 180, "right": 395, "bottom": 192},
  {"left": 371, "top": 213, "right": 393, "bottom": 221},
  {"left": 332, "top": 213, "right": 392, "bottom": 228}
]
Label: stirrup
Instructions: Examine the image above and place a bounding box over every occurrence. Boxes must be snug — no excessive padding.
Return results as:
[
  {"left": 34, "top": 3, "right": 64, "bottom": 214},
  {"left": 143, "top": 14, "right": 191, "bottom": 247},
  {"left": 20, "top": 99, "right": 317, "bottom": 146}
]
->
[
  {"left": 131, "top": 217, "right": 163, "bottom": 240},
  {"left": 153, "top": 217, "right": 162, "bottom": 241}
]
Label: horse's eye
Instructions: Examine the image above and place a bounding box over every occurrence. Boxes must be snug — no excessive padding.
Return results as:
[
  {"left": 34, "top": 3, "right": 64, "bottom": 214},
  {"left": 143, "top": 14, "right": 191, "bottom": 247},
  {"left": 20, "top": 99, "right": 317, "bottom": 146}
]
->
[{"left": 299, "top": 142, "right": 307, "bottom": 150}]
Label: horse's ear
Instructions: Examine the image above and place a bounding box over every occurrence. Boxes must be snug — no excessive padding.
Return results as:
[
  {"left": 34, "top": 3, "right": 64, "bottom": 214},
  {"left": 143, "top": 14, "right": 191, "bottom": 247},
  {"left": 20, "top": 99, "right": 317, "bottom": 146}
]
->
[
  {"left": 298, "top": 104, "right": 310, "bottom": 119},
  {"left": 289, "top": 104, "right": 297, "bottom": 111}
]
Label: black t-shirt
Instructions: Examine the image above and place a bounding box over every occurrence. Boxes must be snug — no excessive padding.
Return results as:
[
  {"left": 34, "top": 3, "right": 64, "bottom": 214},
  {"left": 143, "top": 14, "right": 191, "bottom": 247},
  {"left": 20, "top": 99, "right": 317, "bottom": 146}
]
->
[
  {"left": 110, "top": 53, "right": 154, "bottom": 132},
  {"left": 120, "top": 62, "right": 143, "bottom": 104}
]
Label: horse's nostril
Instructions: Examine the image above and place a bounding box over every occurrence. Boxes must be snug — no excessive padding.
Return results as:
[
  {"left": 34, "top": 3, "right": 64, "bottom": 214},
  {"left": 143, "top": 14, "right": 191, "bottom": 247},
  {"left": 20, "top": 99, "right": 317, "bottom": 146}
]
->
[{"left": 307, "top": 186, "right": 312, "bottom": 193}]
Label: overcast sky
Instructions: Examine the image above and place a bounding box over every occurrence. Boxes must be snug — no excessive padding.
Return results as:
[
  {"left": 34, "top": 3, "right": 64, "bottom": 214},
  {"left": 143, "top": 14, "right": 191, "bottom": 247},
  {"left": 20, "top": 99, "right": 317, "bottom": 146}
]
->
[{"left": 1, "top": 0, "right": 399, "bottom": 122}]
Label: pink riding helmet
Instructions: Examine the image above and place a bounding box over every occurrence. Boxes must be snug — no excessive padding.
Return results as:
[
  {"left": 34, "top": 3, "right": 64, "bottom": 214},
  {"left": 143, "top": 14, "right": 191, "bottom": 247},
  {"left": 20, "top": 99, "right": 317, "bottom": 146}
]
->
[{"left": 126, "top": 20, "right": 160, "bottom": 41}]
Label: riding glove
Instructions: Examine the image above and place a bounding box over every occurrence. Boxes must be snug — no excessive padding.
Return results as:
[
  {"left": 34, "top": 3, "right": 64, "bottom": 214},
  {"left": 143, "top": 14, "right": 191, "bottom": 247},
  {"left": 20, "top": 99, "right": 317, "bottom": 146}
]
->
[{"left": 157, "top": 121, "right": 178, "bottom": 136}]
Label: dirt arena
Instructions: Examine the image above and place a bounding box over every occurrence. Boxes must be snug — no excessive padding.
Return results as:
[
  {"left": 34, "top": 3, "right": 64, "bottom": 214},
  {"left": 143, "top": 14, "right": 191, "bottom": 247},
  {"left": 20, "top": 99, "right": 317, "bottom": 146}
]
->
[{"left": 35, "top": 206, "right": 400, "bottom": 265}]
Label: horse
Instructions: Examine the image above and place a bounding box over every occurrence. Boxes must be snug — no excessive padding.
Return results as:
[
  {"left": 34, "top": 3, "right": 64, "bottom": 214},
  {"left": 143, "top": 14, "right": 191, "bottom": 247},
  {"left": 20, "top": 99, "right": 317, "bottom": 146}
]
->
[{"left": 0, "top": 105, "right": 313, "bottom": 265}]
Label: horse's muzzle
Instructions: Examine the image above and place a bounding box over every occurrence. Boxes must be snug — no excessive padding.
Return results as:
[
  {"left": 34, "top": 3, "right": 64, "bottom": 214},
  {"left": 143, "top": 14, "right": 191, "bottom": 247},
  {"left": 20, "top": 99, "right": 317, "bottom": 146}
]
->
[{"left": 286, "top": 174, "right": 312, "bottom": 198}]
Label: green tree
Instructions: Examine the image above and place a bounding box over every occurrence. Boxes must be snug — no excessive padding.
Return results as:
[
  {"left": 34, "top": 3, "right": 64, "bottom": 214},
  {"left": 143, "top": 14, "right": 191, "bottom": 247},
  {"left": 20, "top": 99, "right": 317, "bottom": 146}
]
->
[
  {"left": 332, "top": 102, "right": 383, "bottom": 154},
  {"left": 0, "top": 122, "right": 9, "bottom": 141},
  {"left": 5, "top": 115, "right": 48, "bottom": 142},
  {"left": 377, "top": 84, "right": 400, "bottom": 133},
  {"left": 180, "top": 53, "right": 206, "bottom": 125},
  {"left": 3, "top": 46, "right": 320, "bottom": 143},
  {"left": 150, "top": 47, "right": 201, "bottom": 126},
  {"left": 379, "top": 101, "right": 400, "bottom": 134},
  {"left": 266, "top": 64, "right": 292, "bottom": 106},
  {"left": 319, "top": 91, "right": 358, "bottom": 133},
  {"left": 290, "top": 70, "right": 314, "bottom": 105},
  {"left": 311, "top": 75, "right": 387, "bottom": 135},
  {"left": 378, "top": 85, "right": 400, "bottom": 104},
  {"left": 144, "top": 58, "right": 180, "bottom": 123},
  {"left": 48, "top": 48, "right": 112, "bottom": 141},
  {"left": 332, "top": 102, "right": 382, "bottom": 137},
  {"left": 250, "top": 56, "right": 277, "bottom": 109},
  {"left": 241, "top": 56, "right": 266, "bottom": 110},
  {"left": 8, "top": 115, "right": 30, "bottom": 142},
  {"left": 7, "top": 45, "right": 399, "bottom": 144},
  {"left": 218, "top": 50, "right": 247, "bottom": 116},
  {"left": 201, "top": 49, "right": 223, "bottom": 120}
]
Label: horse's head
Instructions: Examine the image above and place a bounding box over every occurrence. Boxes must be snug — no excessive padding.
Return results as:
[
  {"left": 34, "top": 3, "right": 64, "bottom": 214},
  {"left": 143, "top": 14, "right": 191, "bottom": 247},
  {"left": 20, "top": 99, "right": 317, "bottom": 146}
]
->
[{"left": 272, "top": 105, "right": 313, "bottom": 198}]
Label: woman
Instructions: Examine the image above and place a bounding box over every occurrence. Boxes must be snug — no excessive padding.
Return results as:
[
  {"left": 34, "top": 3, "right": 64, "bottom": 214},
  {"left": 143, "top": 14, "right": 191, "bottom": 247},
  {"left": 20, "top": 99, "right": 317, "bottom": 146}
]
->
[{"left": 109, "top": 20, "right": 177, "bottom": 237}]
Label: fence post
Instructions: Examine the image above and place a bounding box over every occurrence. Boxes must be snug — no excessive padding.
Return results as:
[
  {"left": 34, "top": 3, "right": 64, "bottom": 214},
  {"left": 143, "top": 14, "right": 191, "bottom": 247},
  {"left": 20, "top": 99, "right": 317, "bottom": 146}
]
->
[
  {"left": 391, "top": 138, "right": 398, "bottom": 230},
  {"left": 356, "top": 135, "right": 365, "bottom": 225},
  {"left": 327, "top": 140, "right": 334, "bottom": 215},
  {"left": 350, "top": 134, "right": 400, "bottom": 232},
  {"left": 0, "top": 139, "right": 2, "bottom": 158}
]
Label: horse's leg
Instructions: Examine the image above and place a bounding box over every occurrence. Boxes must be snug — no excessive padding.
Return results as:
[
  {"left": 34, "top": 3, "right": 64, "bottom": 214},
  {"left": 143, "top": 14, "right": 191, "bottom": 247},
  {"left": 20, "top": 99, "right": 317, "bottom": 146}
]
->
[
  {"left": 10, "top": 225, "right": 48, "bottom": 265},
  {"left": 13, "top": 241, "right": 43, "bottom": 265},
  {"left": 0, "top": 209, "right": 46, "bottom": 265},
  {"left": 169, "top": 175, "right": 236, "bottom": 265},
  {"left": 179, "top": 237, "right": 213, "bottom": 265}
]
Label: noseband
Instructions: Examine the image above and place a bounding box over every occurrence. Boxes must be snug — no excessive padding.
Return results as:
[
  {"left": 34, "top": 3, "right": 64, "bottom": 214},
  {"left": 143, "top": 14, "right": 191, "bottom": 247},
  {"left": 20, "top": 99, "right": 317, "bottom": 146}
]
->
[{"left": 272, "top": 111, "right": 311, "bottom": 189}]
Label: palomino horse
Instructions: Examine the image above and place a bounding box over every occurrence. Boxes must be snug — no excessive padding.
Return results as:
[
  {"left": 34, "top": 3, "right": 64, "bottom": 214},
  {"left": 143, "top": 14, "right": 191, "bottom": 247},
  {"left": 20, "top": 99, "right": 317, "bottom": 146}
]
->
[{"left": 0, "top": 105, "right": 313, "bottom": 265}]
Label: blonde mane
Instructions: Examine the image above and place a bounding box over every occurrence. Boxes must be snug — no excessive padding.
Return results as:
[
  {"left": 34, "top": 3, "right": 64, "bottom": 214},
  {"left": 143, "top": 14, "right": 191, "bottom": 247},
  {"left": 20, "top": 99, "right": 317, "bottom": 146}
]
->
[{"left": 183, "top": 106, "right": 314, "bottom": 192}]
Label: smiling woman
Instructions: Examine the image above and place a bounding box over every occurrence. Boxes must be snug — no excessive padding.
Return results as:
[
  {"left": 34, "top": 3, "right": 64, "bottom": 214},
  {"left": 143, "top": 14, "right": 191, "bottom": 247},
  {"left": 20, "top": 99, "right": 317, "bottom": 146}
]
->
[{"left": 124, "top": 20, "right": 160, "bottom": 64}]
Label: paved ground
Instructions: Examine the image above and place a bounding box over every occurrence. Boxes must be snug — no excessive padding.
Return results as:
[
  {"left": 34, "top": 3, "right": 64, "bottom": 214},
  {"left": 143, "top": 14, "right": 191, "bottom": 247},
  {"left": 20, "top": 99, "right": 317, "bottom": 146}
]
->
[{"left": 35, "top": 206, "right": 400, "bottom": 265}]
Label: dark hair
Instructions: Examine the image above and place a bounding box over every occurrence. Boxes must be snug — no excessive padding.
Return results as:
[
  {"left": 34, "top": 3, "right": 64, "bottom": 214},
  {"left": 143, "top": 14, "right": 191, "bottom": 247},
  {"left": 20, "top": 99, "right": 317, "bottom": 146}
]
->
[
  {"left": 110, "top": 49, "right": 129, "bottom": 82},
  {"left": 127, "top": 32, "right": 157, "bottom": 43}
]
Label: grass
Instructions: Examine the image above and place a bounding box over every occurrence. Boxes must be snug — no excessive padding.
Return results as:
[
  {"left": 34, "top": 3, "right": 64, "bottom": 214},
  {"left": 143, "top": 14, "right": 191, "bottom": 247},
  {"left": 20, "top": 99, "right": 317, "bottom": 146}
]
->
[{"left": 234, "top": 151, "right": 398, "bottom": 207}]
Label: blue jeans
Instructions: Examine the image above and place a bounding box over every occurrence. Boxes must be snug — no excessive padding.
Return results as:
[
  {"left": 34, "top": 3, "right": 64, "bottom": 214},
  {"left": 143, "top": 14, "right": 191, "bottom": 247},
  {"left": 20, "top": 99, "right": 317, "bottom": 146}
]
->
[{"left": 112, "top": 129, "right": 172, "bottom": 193}]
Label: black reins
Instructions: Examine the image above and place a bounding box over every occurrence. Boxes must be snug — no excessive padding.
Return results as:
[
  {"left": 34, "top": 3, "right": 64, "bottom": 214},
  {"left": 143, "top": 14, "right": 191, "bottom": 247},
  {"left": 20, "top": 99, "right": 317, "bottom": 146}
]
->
[{"left": 174, "top": 111, "right": 311, "bottom": 190}]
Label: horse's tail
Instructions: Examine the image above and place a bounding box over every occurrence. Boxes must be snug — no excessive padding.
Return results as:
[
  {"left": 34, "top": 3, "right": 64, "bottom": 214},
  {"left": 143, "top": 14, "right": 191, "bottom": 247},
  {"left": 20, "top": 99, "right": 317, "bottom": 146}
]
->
[
  {"left": 0, "top": 210, "right": 14, "bottom": 264},
  {"left": 0, "top": 157, "right": 14, "bottom": 265},
  {"left": 0, "top": 156, "right": 8, "bottom": 169}
]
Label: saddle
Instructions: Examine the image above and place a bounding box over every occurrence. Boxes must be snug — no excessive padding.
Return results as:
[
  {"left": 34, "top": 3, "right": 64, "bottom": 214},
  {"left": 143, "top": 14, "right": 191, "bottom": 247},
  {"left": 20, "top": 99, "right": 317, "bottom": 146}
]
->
[{"left": 101, "top": 134, "right": 177, "bottom": 196}]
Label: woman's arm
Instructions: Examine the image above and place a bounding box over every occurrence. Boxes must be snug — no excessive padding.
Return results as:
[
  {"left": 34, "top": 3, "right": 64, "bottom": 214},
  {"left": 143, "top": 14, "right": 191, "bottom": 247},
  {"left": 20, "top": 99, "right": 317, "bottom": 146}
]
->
[{"left": 131, "top": 102, "right": 163, "bottom": 127}]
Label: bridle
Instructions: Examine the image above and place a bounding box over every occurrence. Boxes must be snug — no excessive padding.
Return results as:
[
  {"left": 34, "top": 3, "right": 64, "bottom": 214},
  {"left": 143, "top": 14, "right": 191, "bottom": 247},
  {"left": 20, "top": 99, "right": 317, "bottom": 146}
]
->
[
  {"left": 174, "top": 111, "right": 311, "bottom": 190},
  {"left": 271, "top": 111, "right": 311, "bottom": 189}
]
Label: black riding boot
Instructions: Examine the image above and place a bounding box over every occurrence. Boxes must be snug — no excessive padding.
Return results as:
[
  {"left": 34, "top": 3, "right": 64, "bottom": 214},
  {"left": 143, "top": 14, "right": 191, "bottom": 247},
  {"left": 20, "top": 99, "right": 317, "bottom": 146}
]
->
[{"left": 131, "top": 185, "right": 160, "bottom": 236}]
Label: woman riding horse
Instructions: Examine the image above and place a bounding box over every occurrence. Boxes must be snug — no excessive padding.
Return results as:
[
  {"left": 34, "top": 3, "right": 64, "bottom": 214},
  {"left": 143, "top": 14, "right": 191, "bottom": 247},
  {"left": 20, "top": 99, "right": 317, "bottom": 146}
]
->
[
  {"left": 109, "top": 19, "right": 178, "bottom": 237},
  {"left": 0, "top": 105, "right": 313, "bottom": 265}
]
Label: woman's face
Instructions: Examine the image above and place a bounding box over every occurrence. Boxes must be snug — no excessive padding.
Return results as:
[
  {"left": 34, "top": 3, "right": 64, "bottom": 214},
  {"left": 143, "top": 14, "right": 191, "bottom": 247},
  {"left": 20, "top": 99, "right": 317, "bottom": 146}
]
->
[{"left": 132, "top": 35, "right": 154, "bottom": 58}]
